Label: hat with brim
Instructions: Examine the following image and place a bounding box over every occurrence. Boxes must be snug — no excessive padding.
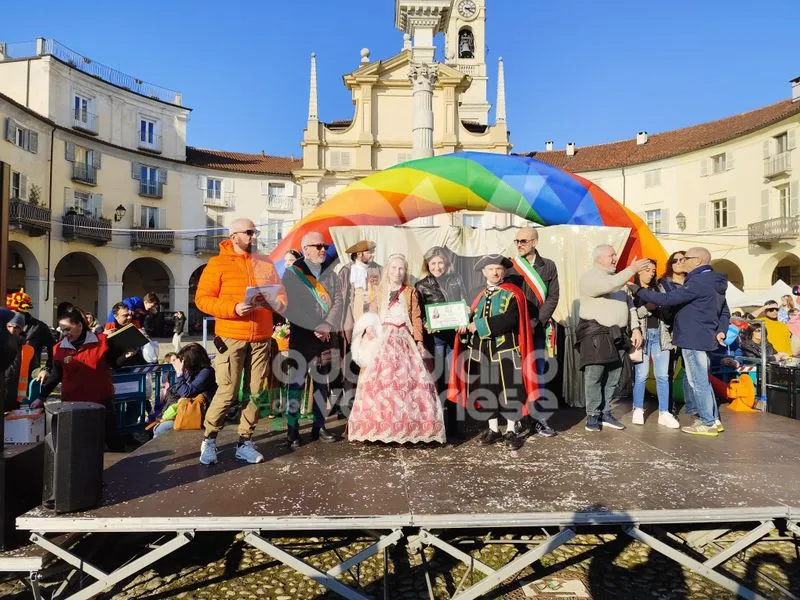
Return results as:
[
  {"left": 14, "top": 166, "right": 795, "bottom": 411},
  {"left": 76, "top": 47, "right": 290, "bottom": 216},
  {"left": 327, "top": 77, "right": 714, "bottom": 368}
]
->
[
  {"left": 346, "top": 240, "right": 377, "bottom": 254},
  {"left": 474, "top": 254, "right": 513, "bottom": 271}
]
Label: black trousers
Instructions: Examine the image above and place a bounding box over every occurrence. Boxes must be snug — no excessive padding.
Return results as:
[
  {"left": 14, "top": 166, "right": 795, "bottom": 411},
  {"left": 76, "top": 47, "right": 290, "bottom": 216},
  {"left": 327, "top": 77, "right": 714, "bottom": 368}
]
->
[{"left": 465, "top": 350, "right": 526, "bottom": 422}]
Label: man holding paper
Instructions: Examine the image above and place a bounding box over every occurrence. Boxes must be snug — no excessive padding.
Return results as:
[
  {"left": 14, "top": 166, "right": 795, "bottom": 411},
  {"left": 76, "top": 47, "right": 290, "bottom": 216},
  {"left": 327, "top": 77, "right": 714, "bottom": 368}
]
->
[{"left": 195, "top": 218, "right": 287, "bottom": 466}]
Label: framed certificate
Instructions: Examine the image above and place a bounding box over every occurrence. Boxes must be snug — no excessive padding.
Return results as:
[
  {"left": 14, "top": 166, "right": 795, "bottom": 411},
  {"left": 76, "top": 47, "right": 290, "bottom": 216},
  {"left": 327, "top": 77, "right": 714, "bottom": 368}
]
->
[{"left": 425, "top": 301, "right": 470, "bottom": 332}]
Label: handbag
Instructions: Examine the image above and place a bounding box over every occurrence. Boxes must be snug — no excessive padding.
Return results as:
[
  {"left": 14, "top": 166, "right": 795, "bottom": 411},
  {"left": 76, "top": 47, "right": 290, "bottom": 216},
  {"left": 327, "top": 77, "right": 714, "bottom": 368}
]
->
[
  {"left": 628, "top": 348, "right": 643, "bottom": 363},
  {"left": 173, "top": 395, "right": 207, "bottom": 430}
]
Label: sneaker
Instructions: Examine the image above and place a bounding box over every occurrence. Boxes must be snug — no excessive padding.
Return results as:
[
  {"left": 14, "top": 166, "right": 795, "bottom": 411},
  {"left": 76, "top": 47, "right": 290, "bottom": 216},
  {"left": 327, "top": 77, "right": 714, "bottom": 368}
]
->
[
  {"left": 235, "top": 440, "right": 264, "bottom": 464},
  {"left": 533, "top": 419, "right": 556, "bottom": 438},
  {"left": 601, "top": 413, "right": 626, "bottom": 430},
  {"left": 713, "top": 419, "right": 725, "bottom": 433},
  {"left": 658, "top": 411, "right": 680, "bottom": 429},
  {"left": 503, "top": 431, "right": 524, "bottom": 451},
  {"left": 681, "top": 423, "right": 719, "bottom": 437},
  {"left": 199, "top": 438, "right": 218, "bottom": 465},
  {"left": 632, "top": 408, "right": 645, "bottom": 425},
  {"left": 585, "top": 415, "right": 602, "bottom": 432},
  {"left": 478, "top": 429, "right": 503, "bottom": 445}
]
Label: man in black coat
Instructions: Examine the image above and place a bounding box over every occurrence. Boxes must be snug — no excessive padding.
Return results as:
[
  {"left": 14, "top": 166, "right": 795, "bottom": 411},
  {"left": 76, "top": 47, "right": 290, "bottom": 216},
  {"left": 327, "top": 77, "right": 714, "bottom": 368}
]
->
[{"left": 281, "top": 231, "right": 344, "bottom": 449}]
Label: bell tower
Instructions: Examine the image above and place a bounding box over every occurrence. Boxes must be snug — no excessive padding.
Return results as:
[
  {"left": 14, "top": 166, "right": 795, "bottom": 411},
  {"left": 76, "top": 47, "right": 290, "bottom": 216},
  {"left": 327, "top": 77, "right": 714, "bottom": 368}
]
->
[{"left": 445, "top": 0, "right": 490, "bottom": 124}]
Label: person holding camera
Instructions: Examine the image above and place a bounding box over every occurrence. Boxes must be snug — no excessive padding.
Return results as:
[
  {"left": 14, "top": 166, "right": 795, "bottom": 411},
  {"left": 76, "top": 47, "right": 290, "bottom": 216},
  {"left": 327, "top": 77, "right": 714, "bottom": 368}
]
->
[{"left": 194, "top": 218, "right": 287, "bottom": 465}]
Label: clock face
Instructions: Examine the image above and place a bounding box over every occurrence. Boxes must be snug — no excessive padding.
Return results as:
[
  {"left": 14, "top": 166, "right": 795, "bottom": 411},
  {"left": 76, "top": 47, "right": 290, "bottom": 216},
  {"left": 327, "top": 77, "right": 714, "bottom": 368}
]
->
[{"left": 458, "top": 0, "right": 477, "bottom": 19}]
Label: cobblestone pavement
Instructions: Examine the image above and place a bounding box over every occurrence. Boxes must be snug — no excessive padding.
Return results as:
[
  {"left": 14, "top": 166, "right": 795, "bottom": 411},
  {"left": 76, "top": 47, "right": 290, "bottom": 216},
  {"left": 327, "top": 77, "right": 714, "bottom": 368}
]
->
[{"left": 2, "top": 529, "right": 798, "bottom": 599}]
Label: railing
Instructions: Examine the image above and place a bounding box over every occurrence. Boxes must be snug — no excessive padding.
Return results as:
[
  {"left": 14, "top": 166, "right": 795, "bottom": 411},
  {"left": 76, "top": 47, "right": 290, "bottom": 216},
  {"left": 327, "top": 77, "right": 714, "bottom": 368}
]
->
[
  {"left": 764, "top": 151, "right": 792, "bottom": 178},
  {"left": 62, "top": 212, "right": 112, "bottom": 244},
  {"left": 9, "top": 199, "right": 51, "bottom": 236},
  {"left": 2, "top": 39, "right": 182, "bottom": 105},
  {"left": 453, "top": 63, "right": 481, "bottom": 76},
  {"left": 748, "top": 215, "right": 800, "bottom": 245},
  {"left": 194, "top": 234, "right": 226, "bottom": 255},
  {"left": 203, "top": 194, "right": 234, "bottom": 209},
  {"left": 139, "top": 181, "right": 163, "bottom": 198},
  {"left": 267, "top": 194, "right": 293, "bottom": 212},
  {"left": 72, "top": 110, "right": 98, "bottom": 134},
  {"left": 72, "top": 162, "right": 97, "bottom": 184},
  {"left": 131, "top": 228, "right": 174, "bottom": 251},
  {"left": 138, "top": 134, "right": 162, "bottom": 153}
]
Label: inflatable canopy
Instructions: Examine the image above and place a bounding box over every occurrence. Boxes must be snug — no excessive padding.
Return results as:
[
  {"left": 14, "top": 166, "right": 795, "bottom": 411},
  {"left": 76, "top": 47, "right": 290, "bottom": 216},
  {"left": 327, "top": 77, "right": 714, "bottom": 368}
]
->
[{"left": 269, "top": 151, "right": 666, "bottom": 268}]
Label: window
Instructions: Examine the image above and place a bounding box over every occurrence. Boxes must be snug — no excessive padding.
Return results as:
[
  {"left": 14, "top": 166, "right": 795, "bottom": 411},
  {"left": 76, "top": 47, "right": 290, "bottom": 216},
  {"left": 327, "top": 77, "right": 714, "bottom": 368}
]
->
[
  {"left": 206, "top": 178, "right": 222, "bottom": 201},
  {"left": 644, "top": 169, "right": 661, "bottom": 188},
  {"left": 139, "top": 117, "right": 160, "bottom": 150},
  {"left": 140, "top": 205, "right": 158, "bottom": 229},
  {"left": 4, "top": 118, "right": 38, "bottom": 153},
  {"left": 712, "top": 199, "right": 730, "bottom": 229},
  {"left": 397, "top": 152, "right": 413, "bottom": 164},
  {"left": 71, "top": 145, "right": 99, "bottom": 184},
  {"left": 711, "top": 153, "right": 727, "bottom": 174},
  {"left": 462, "top": 214, "right": 483, "bottom": 228},
  {"left": 775, "top": 133, "right": 789, "bottom": 154},
  {"left": 135, "top": 164, "right": 165, "bottom": 197},
  {"left": 73, "top": 93, "right": 95, "bottom": 132},
  {"left": 645, "top": 209, "right": 663, "bottom": 233},
  {"left": 329, "top": 151, "right": 351, "bottom": 169},
  {"left": 268, "top": 183, "right": 285, "bottom": 196},
  {"left": 779, "top": 186, "right": 790, "bottom": 217},
  {"left": 11, "top": 171, "right": 28, "bottom": 201},
  {"left": 73, "top": 190, "right": 98, "bottom": 217}
]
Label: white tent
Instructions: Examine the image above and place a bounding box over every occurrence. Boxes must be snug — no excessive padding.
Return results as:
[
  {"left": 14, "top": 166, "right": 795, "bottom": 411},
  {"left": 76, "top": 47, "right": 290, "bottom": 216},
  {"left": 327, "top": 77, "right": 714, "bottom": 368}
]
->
[
  {"left": 733, "top": 279, "right": 793, "bottom": 308},
  {"left": 725, "top": 282, "right": 748, "bottom": 309}
]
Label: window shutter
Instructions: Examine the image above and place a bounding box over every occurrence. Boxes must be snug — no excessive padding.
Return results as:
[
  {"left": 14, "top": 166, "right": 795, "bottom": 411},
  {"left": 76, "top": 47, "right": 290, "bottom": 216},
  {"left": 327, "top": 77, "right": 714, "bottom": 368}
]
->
[
  {"left": 19, "top": 174, "right": 29, "bottom": 201},
  {"left": 131, "top": 162, "right": 141, "bottom": 179},
  {"left": 22, "top": 129, "right": 30, "bottom": 151},
  {"left": 726, "top": 152, "right": 734, "bottom": 170},
  {"left": 636, "top": 210, "right": 647, "bottom": 225},
  {"left": 157, "top": 168, "right": 167, "bottom": 184},
  {"left": 761, "top": 189, "right": 770, "bottom": 220},
  {"left": 341, "top": 152, "right": 351, "bottom": 168},
  {"left": 92, "top": 150, "right": 101, "bottom": 169},
  {"left": 28, "top": 131, "right": 38, "bottom": 154},
  {"left": 4, "top": 118, "right": 15, "bottom": 142},
  {"left": 63, "top": 187, "right": 75, "bottom": 212},
  {"left": 223, "top": 179, "right": 235, "bottom": 193},
  {"left": 697, "top": 202, "right": 707, "bottom": 231},
  {"left": 791, "top": 181, "right": 800, "bottom": 217},
  {"left": 330, "top": 152, "right": 340, "bottom": 169},
  {"left": 197, "top": 175, "right": 207, "bottom": 190},
  {"left": 763, "top": 140, "right": 771, "bottom": 159},
  {"left": 65, "top": 141, "right": 75, "bottom": 162},
  {"left": 260, "top": 181, "right": 269, "bottom": 195},
  {"left": 158, "top": 207, "right": 167, "bottom": 229},
  {"left": 92, "top": 193, "right": 103, "bottom": 218},
  {"left": 132, "top": 203, "right": 141, "bottom": 228},
  {"left": 789, "top": 130, "right": 797, "bottom": 151},
  {"left": 660, "top": 208, "right": 670, "bottom": 233},
  {"left": 285, "top": 181, "right": 295, "bottom": 196},
  {"left": 700, "top": 159, "right": 708, "bottom": 177},
  {"left": 727, "top": 197, "right": 736, "bottom": 228}
]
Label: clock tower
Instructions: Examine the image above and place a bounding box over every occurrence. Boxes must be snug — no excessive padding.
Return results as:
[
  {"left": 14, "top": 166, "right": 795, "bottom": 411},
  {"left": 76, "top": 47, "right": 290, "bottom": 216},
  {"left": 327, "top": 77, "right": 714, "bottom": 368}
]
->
[{"left": 445, "top": 0, "right": 490, "bottom": 125}]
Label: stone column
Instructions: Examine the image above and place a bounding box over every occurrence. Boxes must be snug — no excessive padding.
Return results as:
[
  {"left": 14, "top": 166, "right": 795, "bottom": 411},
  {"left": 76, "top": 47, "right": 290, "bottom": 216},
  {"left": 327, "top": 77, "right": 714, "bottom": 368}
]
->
[
  {"left": 97, "top": 281, "right": 123, "bottom": 323},
  {"left": 409, "top": 63, "right": 438, "bottom": 160},
  {"left": 171, "top": 284, "right": 190, "bottom": 315}
]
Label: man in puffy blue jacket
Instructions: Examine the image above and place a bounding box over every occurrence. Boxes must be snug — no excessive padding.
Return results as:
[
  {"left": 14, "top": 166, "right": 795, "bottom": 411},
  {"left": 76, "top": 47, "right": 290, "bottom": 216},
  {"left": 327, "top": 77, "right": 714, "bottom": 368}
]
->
[{"left": 630, "top": 247, "right": 729, "bottom": 437}]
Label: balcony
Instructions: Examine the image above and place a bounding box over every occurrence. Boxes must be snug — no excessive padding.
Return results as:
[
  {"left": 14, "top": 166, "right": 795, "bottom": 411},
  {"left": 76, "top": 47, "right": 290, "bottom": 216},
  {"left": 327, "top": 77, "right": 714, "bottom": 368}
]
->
[
  {"left": 764, "top": 151, "right": 792, "bottom": 178},
  {"left": 131, "top": 228, "right": 174, "bottom": 252},
  {"left": 138, "top": 134, "right": 162, "bottom": 154},
  {"left": 748, "top": 215, "right": 800, "bottom": 246},
  {"left": 194, "top": 234, "right": 226, "bottom": 255},
  {"left": 72, "top": 111, "right": 98, "bottom": 135},
  {"left": 72, "top": 162, "right": 97, "bottom": 185},
  {"left": 62, "top": 212, "right": 112, "bottom": 245},
  {"left": 9, "top": 199, "right": 51, "bottom": 236},
  {"left": 203, "top": 194, "right": 234, "bottom": 209},
  {"left": 139, "top": 181, "right": 163, "bottom": 198},
  {"left": 267, "top": 194, "right": 293, "bottom": 212}
]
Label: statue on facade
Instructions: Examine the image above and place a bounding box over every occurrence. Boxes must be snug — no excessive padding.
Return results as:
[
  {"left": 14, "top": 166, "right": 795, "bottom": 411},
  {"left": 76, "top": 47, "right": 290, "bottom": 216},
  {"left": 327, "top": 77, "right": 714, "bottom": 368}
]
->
[{"left": 459, "top": 29, "right": 474, "bottom": 59}]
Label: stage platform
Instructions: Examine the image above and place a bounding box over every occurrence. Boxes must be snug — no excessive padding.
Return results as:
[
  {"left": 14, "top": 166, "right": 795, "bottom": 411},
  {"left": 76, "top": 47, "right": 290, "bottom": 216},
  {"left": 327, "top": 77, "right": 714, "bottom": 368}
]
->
[{"left": 15, "top": 406, "right": 800, "bottom": 600}]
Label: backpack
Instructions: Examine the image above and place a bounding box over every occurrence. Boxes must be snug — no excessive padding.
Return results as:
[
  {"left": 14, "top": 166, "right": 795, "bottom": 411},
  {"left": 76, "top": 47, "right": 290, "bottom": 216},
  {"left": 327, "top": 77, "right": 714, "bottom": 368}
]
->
[{"left": 173, "top": 395, "right": 207, "bottom": 430}]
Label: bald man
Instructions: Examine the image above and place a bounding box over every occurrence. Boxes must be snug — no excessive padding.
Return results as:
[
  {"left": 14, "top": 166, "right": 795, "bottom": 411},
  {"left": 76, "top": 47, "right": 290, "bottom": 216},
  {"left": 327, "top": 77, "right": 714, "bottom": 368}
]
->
[{"left": 631, "top": 247, "right": 730, "bottom": 437}]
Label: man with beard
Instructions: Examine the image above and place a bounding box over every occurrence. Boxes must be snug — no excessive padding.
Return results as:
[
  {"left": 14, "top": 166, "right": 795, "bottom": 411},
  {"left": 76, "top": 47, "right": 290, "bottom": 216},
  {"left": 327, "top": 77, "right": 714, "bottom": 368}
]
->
[
  {"left": 195, "top": 218, "right": 287, "bottom": 465},
  {"left": 282, "top": 231, "right": 344, "bottom": 449}
]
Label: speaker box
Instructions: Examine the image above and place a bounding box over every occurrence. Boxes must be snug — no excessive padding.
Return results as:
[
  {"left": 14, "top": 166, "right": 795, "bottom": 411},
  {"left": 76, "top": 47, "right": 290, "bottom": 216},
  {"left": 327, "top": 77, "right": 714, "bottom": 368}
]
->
[
  {"left": 1, "top": 442, "right": 44, "bottom": 550},
  {"left": 43, "top": 402, "right": 105, "bottom": 514},
  {"left": 765, "top": 364, "right": 800, "bottom": 420}
]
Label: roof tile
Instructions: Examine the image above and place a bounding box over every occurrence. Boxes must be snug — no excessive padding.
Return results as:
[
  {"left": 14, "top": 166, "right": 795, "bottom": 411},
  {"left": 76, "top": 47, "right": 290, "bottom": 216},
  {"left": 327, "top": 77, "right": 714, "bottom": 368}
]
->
[{"left": 185, "top": 147, "right": 301, "bottom": 175}]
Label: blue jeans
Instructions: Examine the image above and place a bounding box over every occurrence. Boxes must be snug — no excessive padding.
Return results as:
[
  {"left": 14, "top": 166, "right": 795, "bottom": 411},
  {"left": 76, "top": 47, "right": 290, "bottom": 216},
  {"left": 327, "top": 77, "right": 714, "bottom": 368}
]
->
[
  {"left": 681, "top": 348, "right": 718, "bottom": 426},
  {"left": 153, "top": 420, "right": 174, "bottom": 437},
  {"left": 584, "top": 349, "right": 625, "bottom": 417},
  {"left": 633, "top": 329, "right": 670, "bottom": 412}
]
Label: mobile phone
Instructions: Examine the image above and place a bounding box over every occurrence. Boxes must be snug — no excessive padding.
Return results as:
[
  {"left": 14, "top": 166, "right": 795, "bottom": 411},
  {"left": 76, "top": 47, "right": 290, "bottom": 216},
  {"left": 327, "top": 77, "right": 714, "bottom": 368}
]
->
[{"left": 213, "top": 336, "right": 228, "bottom": 354}]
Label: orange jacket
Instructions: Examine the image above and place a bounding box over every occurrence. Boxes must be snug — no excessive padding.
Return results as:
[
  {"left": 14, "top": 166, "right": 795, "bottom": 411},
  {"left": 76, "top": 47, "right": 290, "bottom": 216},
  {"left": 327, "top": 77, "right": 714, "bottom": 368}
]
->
[{"left": 195, "top": 240, "right": 287, "bottom": 342}]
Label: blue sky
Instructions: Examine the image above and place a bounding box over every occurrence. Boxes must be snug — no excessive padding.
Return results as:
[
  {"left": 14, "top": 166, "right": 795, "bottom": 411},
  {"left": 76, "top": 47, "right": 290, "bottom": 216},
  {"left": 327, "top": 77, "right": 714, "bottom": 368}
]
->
[{"left": 3, "top": 0, "right": 800, "bottom": 156}]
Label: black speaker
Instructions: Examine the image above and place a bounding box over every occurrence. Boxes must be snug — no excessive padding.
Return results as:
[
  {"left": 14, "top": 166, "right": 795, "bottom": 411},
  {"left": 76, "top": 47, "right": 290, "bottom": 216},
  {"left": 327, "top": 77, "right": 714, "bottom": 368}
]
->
[
  {"left": 766, "top": 364, "right": 800, "bottom": 420},
  {"left": 1, "top": 443, "right": 44, "bottom": 550},
  {"left": 43, "top": 402, "right": 105, "bottom": 513}
]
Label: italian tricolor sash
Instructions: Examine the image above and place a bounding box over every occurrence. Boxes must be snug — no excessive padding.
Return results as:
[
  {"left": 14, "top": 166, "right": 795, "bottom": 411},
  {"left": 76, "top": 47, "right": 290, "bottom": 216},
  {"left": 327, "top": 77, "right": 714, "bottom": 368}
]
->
[
  {"left": 289, "top": 265, "right": 331, "bottom": 313},
  {"left": 512, "top": 256, "right": 548, "bottom": 305}
]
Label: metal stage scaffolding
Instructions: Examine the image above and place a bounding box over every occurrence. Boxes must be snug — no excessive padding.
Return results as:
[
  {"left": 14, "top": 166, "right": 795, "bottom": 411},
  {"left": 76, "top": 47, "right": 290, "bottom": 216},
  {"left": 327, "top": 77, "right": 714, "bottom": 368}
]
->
[{"left": 12, "top": 407, "right": 800, "bottom": 600}]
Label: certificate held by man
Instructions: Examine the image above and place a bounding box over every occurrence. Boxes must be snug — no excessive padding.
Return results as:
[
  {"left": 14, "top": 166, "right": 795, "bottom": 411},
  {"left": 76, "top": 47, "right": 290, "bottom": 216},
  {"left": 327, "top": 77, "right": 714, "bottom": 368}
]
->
[
  {"left": 245, "top": 285, "right": 282, "bottom": 308},
  {"left": 425, "top": 300, "right": 470, "bottom": 332}
]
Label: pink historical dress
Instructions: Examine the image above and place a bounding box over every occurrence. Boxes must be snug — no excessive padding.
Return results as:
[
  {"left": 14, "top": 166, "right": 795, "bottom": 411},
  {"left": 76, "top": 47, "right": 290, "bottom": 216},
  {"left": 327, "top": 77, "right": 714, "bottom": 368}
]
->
[{"left": 348, "top": 287, "right": 446, "bottom": 444}]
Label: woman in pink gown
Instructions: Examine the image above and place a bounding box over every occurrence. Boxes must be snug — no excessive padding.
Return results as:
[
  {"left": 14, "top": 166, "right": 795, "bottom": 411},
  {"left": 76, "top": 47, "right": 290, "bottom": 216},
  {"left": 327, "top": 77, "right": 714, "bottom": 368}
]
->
[{"left": 348, "top": 254, "right": 446, "bottom": 444}]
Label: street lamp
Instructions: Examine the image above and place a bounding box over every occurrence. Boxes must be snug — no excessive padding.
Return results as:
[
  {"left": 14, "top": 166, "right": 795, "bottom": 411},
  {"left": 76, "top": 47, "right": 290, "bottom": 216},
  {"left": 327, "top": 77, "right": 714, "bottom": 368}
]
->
[
  {"left": 114, "top": 204, "right": 127, "bottom": 222},
  {"left": 676, "top": 212, "right": 687, "bottom": 231}
]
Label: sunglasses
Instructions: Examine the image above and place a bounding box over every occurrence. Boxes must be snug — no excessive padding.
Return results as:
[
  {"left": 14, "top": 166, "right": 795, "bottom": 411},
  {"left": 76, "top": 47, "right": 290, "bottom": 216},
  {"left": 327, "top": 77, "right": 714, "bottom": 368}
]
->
[
  {"left": 671, "top": 257, "right": 686, "bottom": 264},
  {"left": 766, "top": 308, "right": 779, "bottom": 312},
  {"left": 683, "top": 256, "right": 699, "bottom": 261},
  {"left": 232, "top": 229, "right": 259, "bottom": 237},
  {"left": 513, "top": 239, "right": 534, "bottom": 245},
  {"left": 304, "top": 243, "right": 329, "bottom": 251}
]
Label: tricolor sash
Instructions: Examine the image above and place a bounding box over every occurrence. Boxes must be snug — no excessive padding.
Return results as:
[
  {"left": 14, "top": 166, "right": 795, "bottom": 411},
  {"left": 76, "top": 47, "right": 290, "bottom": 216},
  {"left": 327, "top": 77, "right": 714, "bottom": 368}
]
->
[
  {"left": 512, "top": 256, "right": 548, "bottom": 305},
  {"left": 289, "top": 265, "right": 331, "bottom": 313}
]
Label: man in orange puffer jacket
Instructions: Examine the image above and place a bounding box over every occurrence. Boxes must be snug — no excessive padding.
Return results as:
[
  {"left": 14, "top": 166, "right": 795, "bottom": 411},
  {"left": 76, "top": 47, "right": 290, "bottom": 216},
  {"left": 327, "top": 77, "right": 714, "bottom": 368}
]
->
[{"left": 195, "top": 218, "right": 287, "bottom": 465}]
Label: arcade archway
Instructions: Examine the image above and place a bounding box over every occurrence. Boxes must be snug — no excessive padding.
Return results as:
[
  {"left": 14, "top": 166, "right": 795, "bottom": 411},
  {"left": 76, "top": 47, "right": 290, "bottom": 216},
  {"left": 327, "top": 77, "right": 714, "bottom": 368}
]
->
[
  {"left": 710, "top": 259, "right": 744, "bottom": 290},
  {"left": 53, "top": 252, "right": 106, "bottom": 323},
  {"left": 121, "top": 258, "right": 173, "bottom": 311}
]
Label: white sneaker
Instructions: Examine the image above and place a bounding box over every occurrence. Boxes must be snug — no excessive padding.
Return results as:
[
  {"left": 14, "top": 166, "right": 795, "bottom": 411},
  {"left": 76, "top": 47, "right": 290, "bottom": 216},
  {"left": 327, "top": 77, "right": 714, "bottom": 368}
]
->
[
  {"left": 632, "top": 408, "right": 645, "bottom": 425},
  {"left": 658, "top": 411, "right": 680, "bottom": 429},
  {"left": 713, "top": 419, "right": 725, "bottom": 433},
  {"left": 235, "top": 440, "right": 264, "bottom": 464},
  {"left": 199, "top": 438, "right": 218, "bottom": 465}
]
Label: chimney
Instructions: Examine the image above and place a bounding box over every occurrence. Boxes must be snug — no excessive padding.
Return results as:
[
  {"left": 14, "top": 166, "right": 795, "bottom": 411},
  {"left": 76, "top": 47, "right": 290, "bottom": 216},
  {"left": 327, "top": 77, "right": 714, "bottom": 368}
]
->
[
  {"left": 792, "top": 77, "right": 800, "bottom": 103},
  {"left": 566, "top": 142, "right": 576, "bottom": 157},
  {"left": 636, "top": 131, "right": 648, "bottom": 145},
  {"left": 545, "top": 140, "right": 554, "bottom": 152}
]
